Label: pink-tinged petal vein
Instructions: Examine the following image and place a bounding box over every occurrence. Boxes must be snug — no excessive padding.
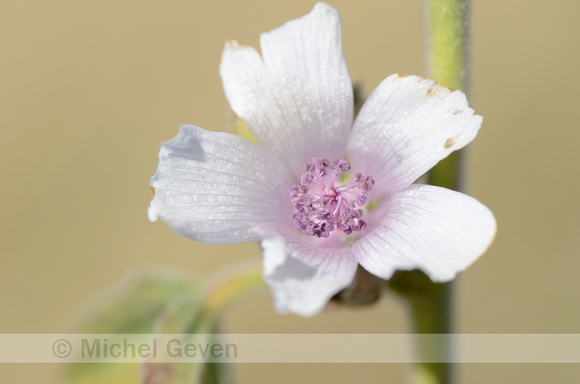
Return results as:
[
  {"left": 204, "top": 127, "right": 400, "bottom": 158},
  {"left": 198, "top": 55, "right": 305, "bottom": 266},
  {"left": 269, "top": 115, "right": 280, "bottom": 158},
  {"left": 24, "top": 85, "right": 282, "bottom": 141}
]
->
[
  {"left": 220, "top": 3, "right": 353, "bottom": 178},
  {"left": 353, "top": 184, "right": 496, "bottom": 282},
  {"left": 149, "top": 125, "right": 294, "bottom": 244},
  {"left": 348, "top": 74, "right": 483, "bottom": 196}
]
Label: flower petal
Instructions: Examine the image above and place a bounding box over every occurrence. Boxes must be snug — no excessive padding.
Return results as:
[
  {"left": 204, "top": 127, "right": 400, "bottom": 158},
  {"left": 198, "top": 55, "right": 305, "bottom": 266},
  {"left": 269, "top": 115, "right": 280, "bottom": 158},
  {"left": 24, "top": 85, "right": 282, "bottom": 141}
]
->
[
  {"left": 348, "top": 74, "right": 483, "bottom": 195},
  {"left": 220, "top": 3, "right": 353, "bottom": 177},
  {"left": 149, "top": 125, "right": 294, "bottom": 244},
  {"left": 260, "top": 231, "right": 358, "bottom": 316},
  {"left": 353, "top": 184, "right": 496, "bottom": 282}
]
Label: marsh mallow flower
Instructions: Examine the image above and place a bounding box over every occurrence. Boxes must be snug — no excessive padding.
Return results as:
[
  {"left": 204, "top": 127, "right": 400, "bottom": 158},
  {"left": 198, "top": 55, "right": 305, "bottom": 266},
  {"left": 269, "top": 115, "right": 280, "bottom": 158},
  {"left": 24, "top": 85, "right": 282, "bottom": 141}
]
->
[{"left": 148, "top": 3, "right": 496, "bottom": 316}]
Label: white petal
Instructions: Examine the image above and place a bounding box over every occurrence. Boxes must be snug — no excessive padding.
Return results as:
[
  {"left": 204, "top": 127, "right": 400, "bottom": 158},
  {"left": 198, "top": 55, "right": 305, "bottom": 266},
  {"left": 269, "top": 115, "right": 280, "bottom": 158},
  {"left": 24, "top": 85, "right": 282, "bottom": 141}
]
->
[
  {"left": 260, "top": 230, "right": 358, "bottom": 317},
  {"left": 353, "top": 184, "right": 496, "bottom": 282},
  {"left": 149, "top": 125, "right": 294, "bottom": 244},
  {"left": 220, "top": 3, "right": 353, "bottom": 177},
  {"left": 348, "top": 74, "right": 483, "bottom": 195}
]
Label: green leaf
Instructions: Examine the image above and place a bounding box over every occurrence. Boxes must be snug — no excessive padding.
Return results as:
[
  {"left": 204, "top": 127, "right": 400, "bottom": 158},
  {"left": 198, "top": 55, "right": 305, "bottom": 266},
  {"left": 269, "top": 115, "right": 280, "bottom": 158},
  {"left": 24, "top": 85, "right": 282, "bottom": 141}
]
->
[
  {"left": 62, "top": 270, "right": 201, "bottom": 384},
  {"left": 75, "top": 270, "right": 201, "bottom": 334},
  {"left": 141, "top": 297, "right": 231, "bottom": 384},
  {"left": 62, "top": 265, "right": 263, "bottom": 384}
]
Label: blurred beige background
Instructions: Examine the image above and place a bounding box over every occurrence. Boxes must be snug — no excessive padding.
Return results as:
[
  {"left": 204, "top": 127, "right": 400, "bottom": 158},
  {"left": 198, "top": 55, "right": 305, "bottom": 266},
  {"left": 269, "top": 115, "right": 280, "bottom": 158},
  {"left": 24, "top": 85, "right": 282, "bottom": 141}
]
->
[{"left": 2, "top": 0, "right": 579, "bottom": 382}]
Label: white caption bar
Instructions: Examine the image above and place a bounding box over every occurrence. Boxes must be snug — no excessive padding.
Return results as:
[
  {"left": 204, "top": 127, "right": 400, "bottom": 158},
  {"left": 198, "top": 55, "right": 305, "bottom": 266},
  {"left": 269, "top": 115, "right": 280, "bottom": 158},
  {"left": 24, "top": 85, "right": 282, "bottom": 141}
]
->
[{"left": 0, "top": 334, "right": 578, "bottom": 363}]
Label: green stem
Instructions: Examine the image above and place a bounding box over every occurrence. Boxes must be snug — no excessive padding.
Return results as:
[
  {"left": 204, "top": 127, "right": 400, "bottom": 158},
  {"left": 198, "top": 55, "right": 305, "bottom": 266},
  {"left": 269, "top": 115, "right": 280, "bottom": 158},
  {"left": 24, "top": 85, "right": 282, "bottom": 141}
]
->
[
  {"left": 394, "top": 1, "right": 470, "bottom": 384},
  {"left": 410, "top": 289, "right": 453, "bottom": 384},
  {"left": 388, "top": 271, "right": 453, "bottom": 384},
  {"left": 427, "top": 0, "right": 470, "bottom": 93},
  {"left": 426, "top": 0, "right": 470, "bottom": 193},
  {"left": 203, "top": 264, "right": 265, "bottom": 315}
]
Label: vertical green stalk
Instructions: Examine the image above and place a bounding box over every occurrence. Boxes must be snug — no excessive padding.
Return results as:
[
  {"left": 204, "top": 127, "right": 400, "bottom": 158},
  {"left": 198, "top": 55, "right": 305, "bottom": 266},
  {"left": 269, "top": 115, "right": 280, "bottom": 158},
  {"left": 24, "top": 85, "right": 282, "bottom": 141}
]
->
[
  {"left": 426, "top": 0, "right": 470, "bottom": 191},
  {"left": 427, "top": 0, "right": 469, "bottom": 92},
  {"left": 393, "top": 1, "right": 471, "bottom": 384},
  {"left": 389, "top": 270, "right": 453, "bottom": 384}
]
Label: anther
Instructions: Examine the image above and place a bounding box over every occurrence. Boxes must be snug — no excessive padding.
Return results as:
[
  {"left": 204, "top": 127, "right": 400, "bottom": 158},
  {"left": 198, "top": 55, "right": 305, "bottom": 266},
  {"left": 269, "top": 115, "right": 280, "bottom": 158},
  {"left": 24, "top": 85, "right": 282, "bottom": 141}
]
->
[{"left": 290, "top": 158, "right": 375, "bottom": 238}]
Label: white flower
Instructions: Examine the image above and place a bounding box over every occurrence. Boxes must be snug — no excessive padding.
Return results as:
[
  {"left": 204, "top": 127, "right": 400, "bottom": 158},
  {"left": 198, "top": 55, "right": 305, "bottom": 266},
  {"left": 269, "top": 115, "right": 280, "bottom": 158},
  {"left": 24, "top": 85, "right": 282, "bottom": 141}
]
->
[{"left": 149, "top": 2, "right": 496, "bottom": 316}]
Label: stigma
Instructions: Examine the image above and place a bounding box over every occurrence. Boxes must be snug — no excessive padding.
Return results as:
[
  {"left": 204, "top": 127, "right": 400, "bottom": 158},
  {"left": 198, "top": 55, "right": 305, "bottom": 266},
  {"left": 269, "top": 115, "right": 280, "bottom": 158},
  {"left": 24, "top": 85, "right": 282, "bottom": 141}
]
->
[{"left": 290, "top": 158, "right": 375, "bottom": 238}]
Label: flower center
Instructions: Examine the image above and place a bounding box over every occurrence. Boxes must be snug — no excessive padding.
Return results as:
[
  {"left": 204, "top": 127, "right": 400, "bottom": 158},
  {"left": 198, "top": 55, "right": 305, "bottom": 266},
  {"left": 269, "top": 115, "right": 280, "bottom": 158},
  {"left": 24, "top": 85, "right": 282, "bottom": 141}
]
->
[{"left": 290, "top": 158, "right": 375, "bottom": 238}]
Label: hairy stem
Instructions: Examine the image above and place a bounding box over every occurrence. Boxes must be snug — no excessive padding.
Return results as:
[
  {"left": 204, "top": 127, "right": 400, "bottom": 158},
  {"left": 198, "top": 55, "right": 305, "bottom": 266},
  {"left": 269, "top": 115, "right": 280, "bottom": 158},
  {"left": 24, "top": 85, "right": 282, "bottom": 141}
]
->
[{"left": 426, "top": 0, "right": 470, "bottom": 190}]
